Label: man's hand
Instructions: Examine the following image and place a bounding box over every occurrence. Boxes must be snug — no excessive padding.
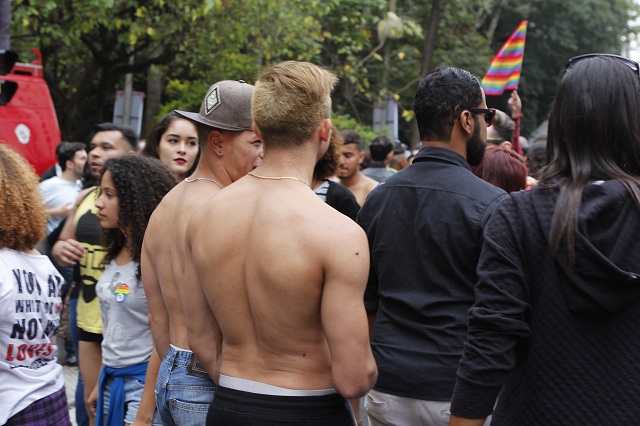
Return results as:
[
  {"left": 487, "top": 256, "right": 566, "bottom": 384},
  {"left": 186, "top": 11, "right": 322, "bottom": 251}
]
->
[
  {"left": 47, "top": 203, "right": 73, "bottom": 218},
  {"left": 508, "top": 90, "right": 522, "bottom": 119},
  {"left": 51, "top": 239, "right": 85, "bottom": 267}
]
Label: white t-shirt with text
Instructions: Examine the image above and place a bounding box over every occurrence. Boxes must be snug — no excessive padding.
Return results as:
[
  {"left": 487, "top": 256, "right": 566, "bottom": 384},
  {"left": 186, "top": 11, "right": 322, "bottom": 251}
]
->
[{"left": 0, "top": 249, "right": 65, "bottom": 423}]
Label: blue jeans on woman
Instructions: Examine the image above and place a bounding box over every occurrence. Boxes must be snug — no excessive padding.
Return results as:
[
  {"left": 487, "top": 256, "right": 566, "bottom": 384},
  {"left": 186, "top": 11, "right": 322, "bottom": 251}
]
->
[{"left": 69, "top": 297, "right": 89, "bottom": 426}]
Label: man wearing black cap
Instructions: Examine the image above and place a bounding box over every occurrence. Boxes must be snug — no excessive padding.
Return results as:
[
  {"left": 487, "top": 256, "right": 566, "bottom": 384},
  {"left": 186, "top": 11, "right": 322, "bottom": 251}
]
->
[{"left": 141, "top": 80, "right": 263, "bottom": 426}]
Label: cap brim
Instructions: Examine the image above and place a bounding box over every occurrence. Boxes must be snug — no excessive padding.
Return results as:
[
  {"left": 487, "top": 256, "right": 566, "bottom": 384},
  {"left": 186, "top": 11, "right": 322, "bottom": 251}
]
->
[{"left": 174, "top": 109, "right": 251, "bottom": 132}]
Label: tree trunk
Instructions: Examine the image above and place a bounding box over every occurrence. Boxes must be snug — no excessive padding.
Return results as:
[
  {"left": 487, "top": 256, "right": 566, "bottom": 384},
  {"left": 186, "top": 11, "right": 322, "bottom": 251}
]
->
[
  {"left": 411, "top": 0, "right": 451, "bottom": 149},
  {"left": 142, "top": 65, "right": 163, "bottom": 139},
  {"left": 0, "top": 0, "right": 10, "bottom": 50}
]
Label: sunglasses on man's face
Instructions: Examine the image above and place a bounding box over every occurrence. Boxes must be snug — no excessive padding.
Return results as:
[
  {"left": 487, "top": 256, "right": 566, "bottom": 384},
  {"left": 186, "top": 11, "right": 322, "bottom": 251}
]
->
[
  {"left": 468, "top": 108, "right": 496, "bottom": 127},
  {"left": 566, "top": 53, "right": 640, "bottom": 76}
]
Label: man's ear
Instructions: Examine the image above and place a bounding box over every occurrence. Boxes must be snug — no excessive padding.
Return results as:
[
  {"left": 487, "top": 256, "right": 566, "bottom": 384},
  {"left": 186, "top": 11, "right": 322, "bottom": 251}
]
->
[
  {"left": 208, "top": 129, "right": 224, "bottom": 155},
  {"left": 358, "top": 150, "right": 365, "bottom": 165},
  {"left": 319, "top": 118, "right": 332, "bottom": 143},
  {"left": 459, "top": 110, "right": 473, "bottom": 135}
]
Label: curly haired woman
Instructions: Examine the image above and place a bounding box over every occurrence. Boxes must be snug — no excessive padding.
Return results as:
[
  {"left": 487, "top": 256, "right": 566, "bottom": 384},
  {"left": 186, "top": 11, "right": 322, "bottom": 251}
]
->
[
  {"left": 0, "top": 144, "right": 71, "bottom": 425},
  {"left": 86, "top": 155, "right": 176, "bottom": 426}
]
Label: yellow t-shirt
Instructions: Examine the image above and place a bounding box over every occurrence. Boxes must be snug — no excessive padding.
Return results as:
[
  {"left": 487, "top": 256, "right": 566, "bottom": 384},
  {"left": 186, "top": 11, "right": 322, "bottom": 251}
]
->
[{"left": 74, "top": 187, "right": 107, "bottom": 335}]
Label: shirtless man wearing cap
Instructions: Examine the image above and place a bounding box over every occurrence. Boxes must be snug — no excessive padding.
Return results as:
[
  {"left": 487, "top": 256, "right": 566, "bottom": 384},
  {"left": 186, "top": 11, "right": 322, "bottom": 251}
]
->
[
  {"left": 141, "top": 80, "right": 263, "bottom": 426},
  {"left": 186, "top": 61, "right": 377, "bottom": 425}
]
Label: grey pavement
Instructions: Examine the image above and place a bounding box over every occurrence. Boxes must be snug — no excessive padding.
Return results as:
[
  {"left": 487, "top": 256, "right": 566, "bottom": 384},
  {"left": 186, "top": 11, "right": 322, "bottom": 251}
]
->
[{"left": 62, "top": 363, "right": 78, "bottom": 426}]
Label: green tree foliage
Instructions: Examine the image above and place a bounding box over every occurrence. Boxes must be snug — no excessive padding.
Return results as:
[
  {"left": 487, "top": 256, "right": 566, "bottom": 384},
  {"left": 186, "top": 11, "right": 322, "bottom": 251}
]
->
[
  {"left": 11, "top": 0, "right": 220, "bottom": 140},
  {"left": 9, "top": 0, "right": 638, "bottom": 144},
  {"left": 156, "top": 0, "right": 332, "bottom": 119},
  {"left": 483, "top": 0, "right": 636, "bottom": 137}
]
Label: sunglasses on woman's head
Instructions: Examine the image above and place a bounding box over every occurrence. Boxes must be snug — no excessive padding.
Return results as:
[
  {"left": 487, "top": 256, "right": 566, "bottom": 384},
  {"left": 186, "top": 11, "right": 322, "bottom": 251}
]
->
[{"left": 566, "top": 53, "right": 639, "bottom": 76}]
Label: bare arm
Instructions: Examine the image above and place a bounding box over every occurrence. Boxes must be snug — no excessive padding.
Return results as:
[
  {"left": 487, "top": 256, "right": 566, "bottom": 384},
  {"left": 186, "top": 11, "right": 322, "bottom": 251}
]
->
[
  {"left": 131, "top": 348, "right": 161, "bottom": 425},
  {"left": 449, "top": 416, "right": 486, "bottom": 426},
  {"left": 51, "top": 189, "right": 92, "bottom": 266},
  {"left": 141, "top": 235, "right": 170, "bottom": 359},
  {"left": 182, "top": 217, "right": 222, "bottom": 382},
  {"left": 46, "top": 202, "right": 73, "bottom": 218},
  {"left": 321, "top": 223, "right": 377, "bottom": 399},
  {"left": 508, "top": 90, "right": 523, "bottom": 154}
]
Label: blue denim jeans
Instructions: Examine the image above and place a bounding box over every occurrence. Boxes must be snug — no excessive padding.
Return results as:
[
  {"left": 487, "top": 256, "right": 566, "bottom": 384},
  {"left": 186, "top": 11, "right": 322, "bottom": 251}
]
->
[
  {"left": 69, "top": 297, "right": 89, "bottom": 426},
  {"left": 156, "top": 345, "right": 216, "bottom": 426},
  {"left": 101, "top": 375, "right": 161, "bottom": 425}
]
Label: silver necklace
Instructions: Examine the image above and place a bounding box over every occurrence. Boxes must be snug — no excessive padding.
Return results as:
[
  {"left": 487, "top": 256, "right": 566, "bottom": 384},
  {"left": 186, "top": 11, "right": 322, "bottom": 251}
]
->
[
  {"left": 184, "top": 177, "right": 224, "bottom": 189},
  {"left": 248, "top": 171, "right": 309, "bottom": 187}
]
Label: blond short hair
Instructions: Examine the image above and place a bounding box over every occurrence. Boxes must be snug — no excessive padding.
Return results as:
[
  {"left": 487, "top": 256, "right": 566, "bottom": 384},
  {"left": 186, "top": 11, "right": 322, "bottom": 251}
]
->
[
  {"left": 0, "top": 144, "right": 47, "bottom": 251},
  {"left": 252, "top": 61, "right": 338, "bottom": 147}
]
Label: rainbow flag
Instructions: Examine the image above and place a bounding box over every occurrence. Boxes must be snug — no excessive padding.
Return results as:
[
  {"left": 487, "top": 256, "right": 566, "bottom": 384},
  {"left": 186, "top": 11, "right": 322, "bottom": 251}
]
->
[{"left": 482, "top": 20, "right": 527, "bottom": 96}]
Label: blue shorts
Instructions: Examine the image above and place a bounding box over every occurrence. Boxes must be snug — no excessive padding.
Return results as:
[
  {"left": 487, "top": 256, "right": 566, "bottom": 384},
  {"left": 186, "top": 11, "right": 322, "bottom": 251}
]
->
[
  {"left": 102, "top": 375, "right": 161, "bottom": 425},
  {"left": 156, "top": 345, "right": 217, "bottom": 426}
]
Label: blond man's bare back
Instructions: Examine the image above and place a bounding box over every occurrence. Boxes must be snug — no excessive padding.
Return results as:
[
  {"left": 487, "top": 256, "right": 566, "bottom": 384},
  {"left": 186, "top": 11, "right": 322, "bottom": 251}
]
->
[
  {"left": 187, "top": 176, "right": 376, "bottom": 397},
  {"left": 142, "top": 179, "right": 222, "bottom": 355}
]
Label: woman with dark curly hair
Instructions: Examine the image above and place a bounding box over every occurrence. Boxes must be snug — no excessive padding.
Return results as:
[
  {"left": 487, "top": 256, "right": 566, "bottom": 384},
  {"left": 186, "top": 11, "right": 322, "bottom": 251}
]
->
[
  {"left": 312, "top": 125, "right": 360, "bottom": 221},
  {"left": 0, "top": 144, "right": 71, "bottom": 425},
  {"left": 86, "top": 155, "right": 176, "bottom": 426},
  {"left": 142, "top": 112, "right": 200, "bottom": 181}
]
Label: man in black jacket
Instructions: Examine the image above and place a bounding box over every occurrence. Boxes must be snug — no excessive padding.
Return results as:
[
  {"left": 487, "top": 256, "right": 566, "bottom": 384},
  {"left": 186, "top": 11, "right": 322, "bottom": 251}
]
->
[{"left": 358, "top": 66, "right": 505, "bottom": 426}]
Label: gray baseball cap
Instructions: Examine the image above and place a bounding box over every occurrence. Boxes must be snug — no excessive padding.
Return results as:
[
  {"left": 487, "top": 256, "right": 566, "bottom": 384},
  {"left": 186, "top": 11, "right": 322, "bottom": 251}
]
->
[{"left": 175, "top": 80, "right": 254, "bottom": 132}]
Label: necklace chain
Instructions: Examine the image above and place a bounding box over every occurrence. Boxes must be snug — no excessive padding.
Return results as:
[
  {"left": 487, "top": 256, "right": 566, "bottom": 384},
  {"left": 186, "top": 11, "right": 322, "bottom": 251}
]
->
[
  {"left": 184, "top": 177, "right": 224, "bottom": 189},
  {"left": 248, "top": 171, "right": 309, "bottom": 187}
]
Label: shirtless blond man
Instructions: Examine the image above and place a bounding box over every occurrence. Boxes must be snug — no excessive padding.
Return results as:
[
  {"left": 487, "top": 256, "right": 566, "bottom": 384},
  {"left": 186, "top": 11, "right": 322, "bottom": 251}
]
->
[
  {"left": 186, "top": 61, "right": 377, "bottom": 426},
  {"left": 337, "top": 130, "right": 379, "bottom": 206},
  {"left": 140, "top": 80, "right": 263, "bottom": 425}
]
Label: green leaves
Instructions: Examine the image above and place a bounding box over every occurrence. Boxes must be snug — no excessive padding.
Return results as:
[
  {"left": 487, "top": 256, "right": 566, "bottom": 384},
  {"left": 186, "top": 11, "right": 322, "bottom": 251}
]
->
[{"left": 8, "top": 0, "right": 637, "bottom": 143}]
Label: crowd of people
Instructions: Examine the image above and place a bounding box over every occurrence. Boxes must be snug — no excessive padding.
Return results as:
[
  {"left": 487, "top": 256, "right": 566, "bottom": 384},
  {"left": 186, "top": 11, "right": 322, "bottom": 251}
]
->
[{"left": 1, "top": 53, "right": 639, "bottom": 426}]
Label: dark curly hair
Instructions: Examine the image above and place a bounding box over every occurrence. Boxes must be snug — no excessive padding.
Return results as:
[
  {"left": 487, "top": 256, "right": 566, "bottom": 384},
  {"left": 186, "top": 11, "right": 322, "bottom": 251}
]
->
[
  {"left": 100, "top": 156, "right": 176, "bottom": 278},
  {"left": 314, "top": 124, "right": 343, "bottom": 180},
  {"left": 0, "top": 144, "right": 47, "bottom": 251}
]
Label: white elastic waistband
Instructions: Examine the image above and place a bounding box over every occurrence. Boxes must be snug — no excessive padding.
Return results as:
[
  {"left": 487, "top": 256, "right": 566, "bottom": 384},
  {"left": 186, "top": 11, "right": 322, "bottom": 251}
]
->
[
  {"left": 219, "top": 374, "right": 337, "bottom": 397},
  {"left": 170, "top": 344, "right": 192, "bottom": 353}
]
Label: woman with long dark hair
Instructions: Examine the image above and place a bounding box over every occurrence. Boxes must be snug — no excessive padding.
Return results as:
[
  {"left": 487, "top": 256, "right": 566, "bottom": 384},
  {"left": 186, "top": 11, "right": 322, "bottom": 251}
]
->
[
  {"left": 142, "top": 112, "right": 200, "bottom": 181},
  {"left": 449, "top": 55, "right": 640, "bottom": 425}
]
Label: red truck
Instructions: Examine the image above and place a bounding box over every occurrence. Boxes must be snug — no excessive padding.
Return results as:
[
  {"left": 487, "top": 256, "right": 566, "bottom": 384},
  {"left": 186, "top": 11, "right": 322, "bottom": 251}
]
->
[{"left": 1, "top": 49, "right": 60, "bottom": 175}]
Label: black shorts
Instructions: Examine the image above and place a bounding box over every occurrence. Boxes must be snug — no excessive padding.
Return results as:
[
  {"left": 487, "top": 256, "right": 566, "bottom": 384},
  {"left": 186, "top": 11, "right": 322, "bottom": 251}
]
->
[
  {"left": 206, "top": 385, "right": 354, "bottom": 425},
  {"left": 78, "top": 329, "right": 103, "bottom": 343}
]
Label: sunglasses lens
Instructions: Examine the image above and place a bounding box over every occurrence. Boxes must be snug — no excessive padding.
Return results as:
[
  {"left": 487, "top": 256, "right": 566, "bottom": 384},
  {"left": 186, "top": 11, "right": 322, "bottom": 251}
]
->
[
  {"left": 621, "top": 59, "right": 639, "bottom": 73},
  {"left": 487, "top": 110, "right": 495, "bottom": 126}
]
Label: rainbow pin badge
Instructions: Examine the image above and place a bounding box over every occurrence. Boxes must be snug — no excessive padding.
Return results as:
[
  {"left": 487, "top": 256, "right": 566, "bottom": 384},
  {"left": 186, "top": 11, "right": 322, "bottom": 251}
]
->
[{"left": 114, "top": 283, "right": 130, "bottom": 303}]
